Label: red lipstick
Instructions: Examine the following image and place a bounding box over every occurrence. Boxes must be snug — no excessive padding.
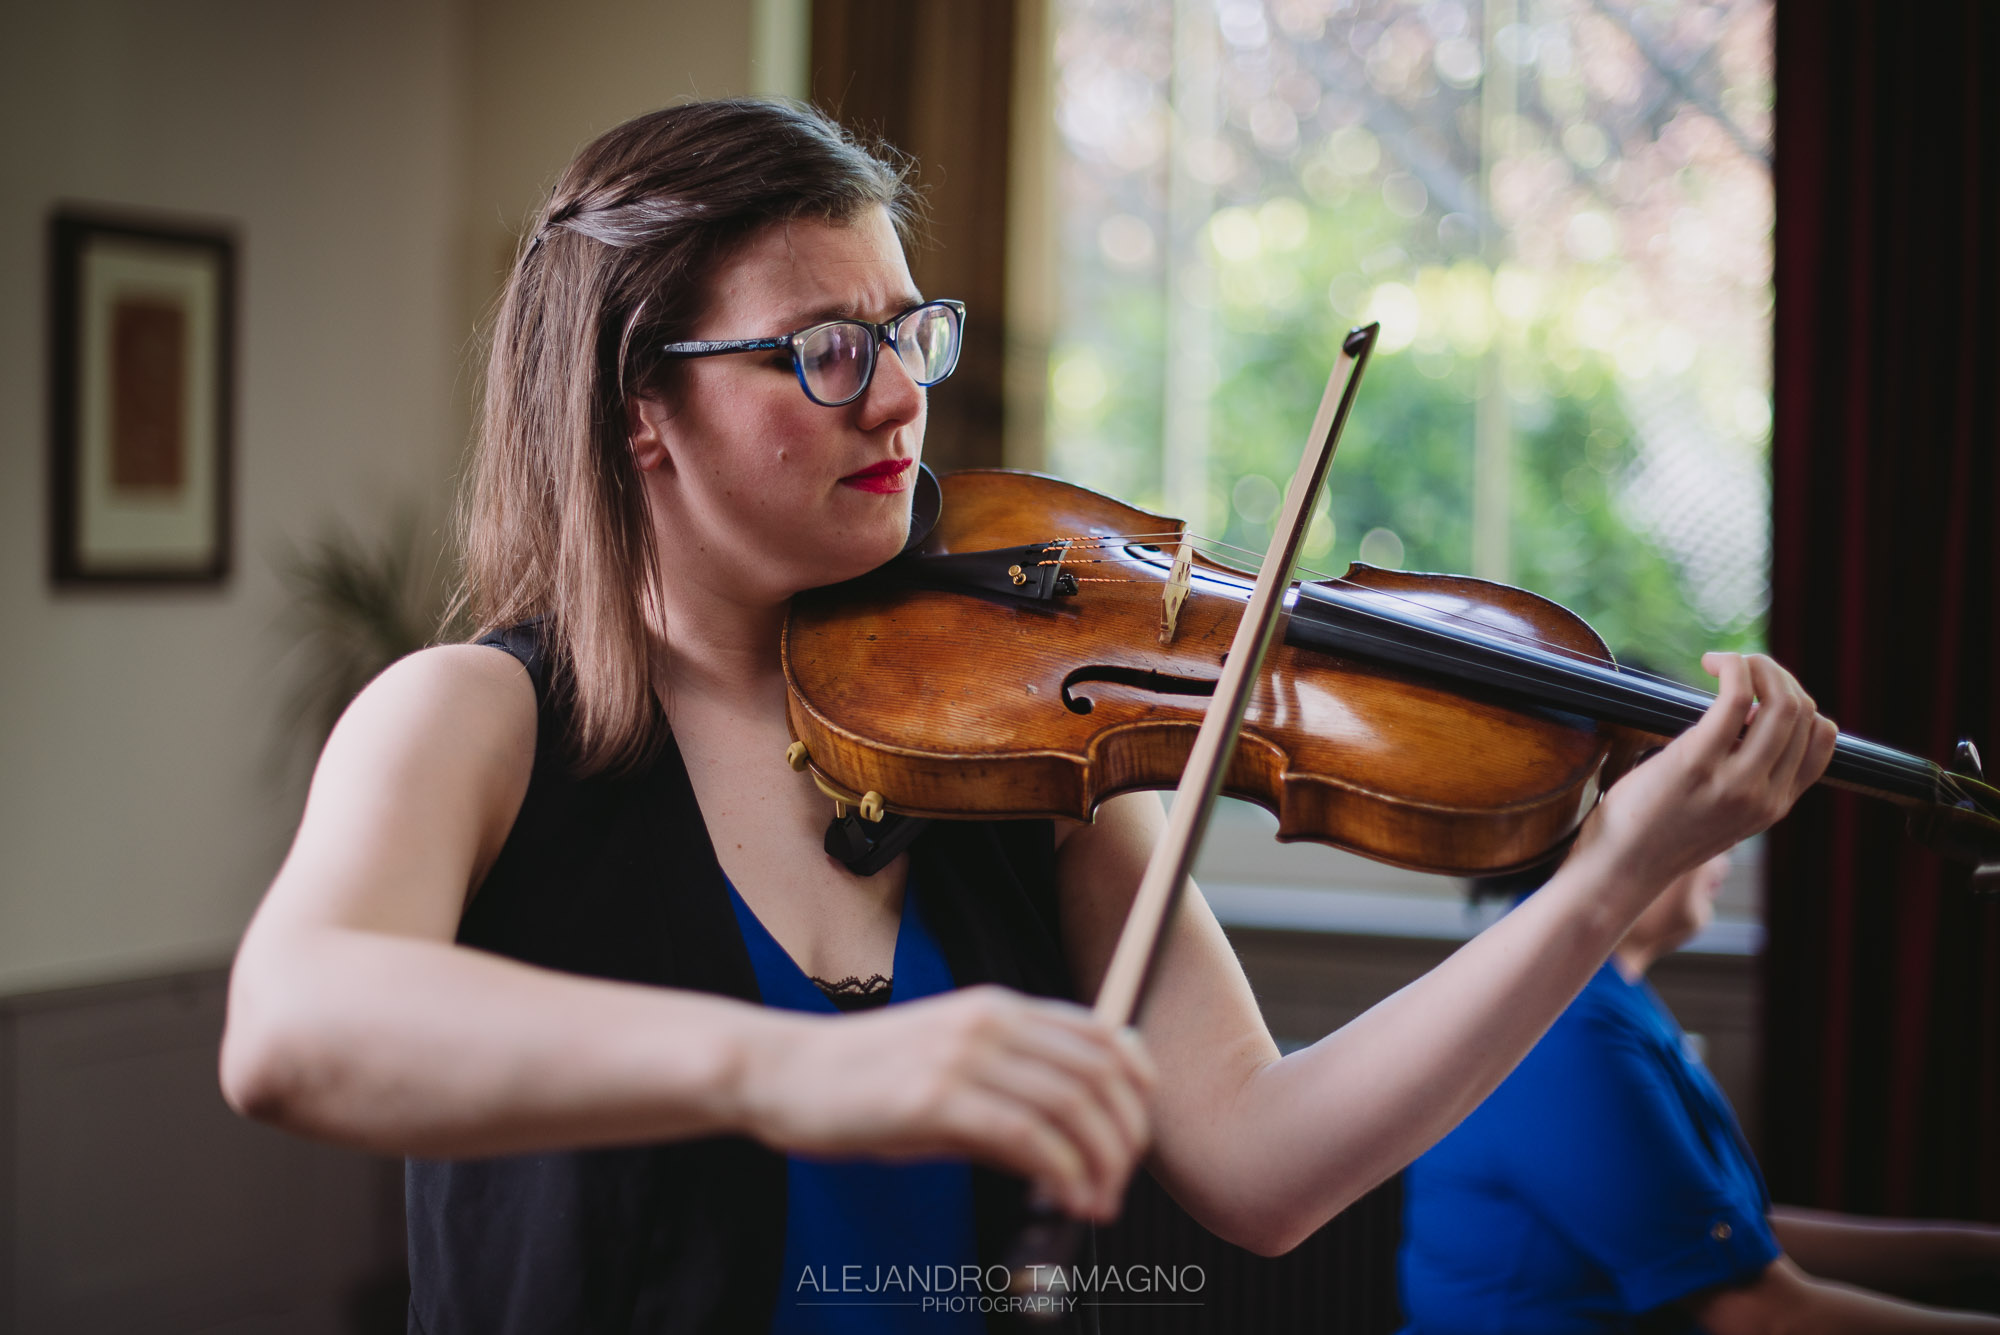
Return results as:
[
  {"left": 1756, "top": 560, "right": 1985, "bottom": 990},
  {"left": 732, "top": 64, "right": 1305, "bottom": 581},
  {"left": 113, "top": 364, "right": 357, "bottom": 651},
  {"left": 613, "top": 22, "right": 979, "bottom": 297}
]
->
[{"left": 839, "top": 458, "right": 914, "bottom": 494}]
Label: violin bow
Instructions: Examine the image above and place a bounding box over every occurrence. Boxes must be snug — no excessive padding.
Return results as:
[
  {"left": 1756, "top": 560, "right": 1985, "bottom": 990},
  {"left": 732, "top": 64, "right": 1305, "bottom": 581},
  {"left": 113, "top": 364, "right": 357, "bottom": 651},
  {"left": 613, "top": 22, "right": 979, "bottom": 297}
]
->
[
  {"left": 1007, "top": 322, "right": 1380, "bottom": 1299},
  {"left": 1093, "top": 321, "right": 1378, "bottom": 1026}
]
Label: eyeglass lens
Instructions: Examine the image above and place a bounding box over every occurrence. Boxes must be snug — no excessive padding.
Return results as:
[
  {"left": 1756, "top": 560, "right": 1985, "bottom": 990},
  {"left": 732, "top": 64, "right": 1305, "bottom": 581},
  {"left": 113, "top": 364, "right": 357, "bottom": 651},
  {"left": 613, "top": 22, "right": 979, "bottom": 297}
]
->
[
  {"left": 795, "top": 326, "right": 873, "bottom": 405},
  {"left": 894, "top": 304, "right": 959, "bottom": 384},
  {"left": 794, "top": 303, "right": 960, "bottom": 405}
]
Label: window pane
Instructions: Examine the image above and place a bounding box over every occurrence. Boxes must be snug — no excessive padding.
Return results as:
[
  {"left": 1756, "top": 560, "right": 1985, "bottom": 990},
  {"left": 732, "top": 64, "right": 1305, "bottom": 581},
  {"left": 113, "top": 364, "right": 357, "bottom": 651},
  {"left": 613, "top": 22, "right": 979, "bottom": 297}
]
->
[{"left": 1050, "top": 0, "right": 1772, "bottom": 680}]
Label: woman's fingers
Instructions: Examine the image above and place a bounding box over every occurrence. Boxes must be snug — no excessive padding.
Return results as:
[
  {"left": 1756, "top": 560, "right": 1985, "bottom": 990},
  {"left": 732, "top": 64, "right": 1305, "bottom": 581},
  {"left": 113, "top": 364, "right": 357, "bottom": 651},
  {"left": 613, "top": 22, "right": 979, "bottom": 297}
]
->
[
  {"left": 1593, "top": 651, "right": 1838, "bottom": 892},
  {"left": 789, "top": 989, "right": 1153, "bottom": 1218},
  {"left": 970, "top": 1049, "right": 1140, "bottom": 1217},
  {"left": 1683, "top": 652, "right": 1757, "bottom": 769},
  {"left": 992, "top": 1004, "right": 1152, "bottom": 1214},
  {"left": 1721, "top": 655, "right": 1809, "bottom": 789},
  {"left": 1001, "top": 1004, "right": 1153, "bottom": 1151},
  {"left": 1752, "top": 659, "right": 1837, "bottom": 800},
  {"left": 945, "top": 1086, "right": 1096, "bottom": 1212},
  {"left": 1761, "top": 702, "right": 1819, "bottom": 811},
  {"left": 1674, "top": 653, "right": 1835, "bottom": 851},
  {"left": 1796, "top": 714, "right": 1840, "bottom": 800},
  {"left": 1725, "top": 656, "right": 1836, "bottom": 805}
]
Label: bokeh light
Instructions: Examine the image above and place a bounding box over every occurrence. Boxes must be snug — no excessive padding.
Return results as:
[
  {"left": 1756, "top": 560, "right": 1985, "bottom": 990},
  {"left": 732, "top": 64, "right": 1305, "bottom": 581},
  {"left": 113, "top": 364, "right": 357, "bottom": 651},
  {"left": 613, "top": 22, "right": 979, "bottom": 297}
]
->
[{"left": 1050, "top": 0, "right": 1773, "bottom": 677}]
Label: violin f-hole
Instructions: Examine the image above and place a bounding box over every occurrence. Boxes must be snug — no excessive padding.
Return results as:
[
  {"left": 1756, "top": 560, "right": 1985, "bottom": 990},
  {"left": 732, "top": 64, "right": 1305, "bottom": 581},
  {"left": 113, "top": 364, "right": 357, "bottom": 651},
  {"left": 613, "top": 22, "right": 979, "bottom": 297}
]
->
[{"left": 1060, "top": 664, "right": 1219, "bottom": 715}]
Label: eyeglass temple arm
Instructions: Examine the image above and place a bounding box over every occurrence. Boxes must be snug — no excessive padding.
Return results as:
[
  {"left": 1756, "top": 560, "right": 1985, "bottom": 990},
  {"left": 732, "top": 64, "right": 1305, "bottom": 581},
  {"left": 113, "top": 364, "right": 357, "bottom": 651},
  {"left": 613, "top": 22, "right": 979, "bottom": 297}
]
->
[
  {"left": 658, "top": 336, "right": 790, "bottom": 357},
  {"left": 660, "top": 303, "right": 961, "bottom": 358}
]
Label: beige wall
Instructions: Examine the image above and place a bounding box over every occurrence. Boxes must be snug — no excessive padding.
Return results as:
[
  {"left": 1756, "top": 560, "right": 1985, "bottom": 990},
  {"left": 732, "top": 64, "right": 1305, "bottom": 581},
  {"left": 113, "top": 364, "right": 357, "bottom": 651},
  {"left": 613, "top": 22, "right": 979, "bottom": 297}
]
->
[
  {"left": 0, "top": 0, "right": 770, "bottom": 995},
  {"left": 462, "top": 0, "right": 762, "bottom": 327}
]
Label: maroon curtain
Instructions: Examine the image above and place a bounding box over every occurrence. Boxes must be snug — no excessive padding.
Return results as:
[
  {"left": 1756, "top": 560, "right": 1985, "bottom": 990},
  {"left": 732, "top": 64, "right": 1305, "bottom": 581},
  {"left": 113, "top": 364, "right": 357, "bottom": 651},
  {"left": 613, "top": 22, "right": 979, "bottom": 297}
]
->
[{"left": 1764, "top": 0, "right": 2000, "bottom": 1218}]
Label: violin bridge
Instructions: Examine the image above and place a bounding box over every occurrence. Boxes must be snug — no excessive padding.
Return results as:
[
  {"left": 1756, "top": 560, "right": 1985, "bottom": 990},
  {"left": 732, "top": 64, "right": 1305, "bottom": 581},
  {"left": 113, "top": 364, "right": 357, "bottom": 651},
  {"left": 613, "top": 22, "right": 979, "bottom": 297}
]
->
[{"left": 1159, "top": 537, "right": 1194, "bottom": 645}]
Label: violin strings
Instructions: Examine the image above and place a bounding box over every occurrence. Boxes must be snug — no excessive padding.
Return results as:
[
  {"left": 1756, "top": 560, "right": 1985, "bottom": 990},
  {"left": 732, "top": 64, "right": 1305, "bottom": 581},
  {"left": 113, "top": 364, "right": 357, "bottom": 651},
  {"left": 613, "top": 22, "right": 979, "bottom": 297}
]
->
[
  {"left": 1045, "top": 530, "right": 1295, "bottom": 570},
  {"left": 1034, "top": 531, "right": 1276, "bottom": 567},
  {"left": 1012, "top": 532, "right": 1969, "bottom": 795},
  {"left": 1035, "top": 529, "right": 1591, "bottom": 666},
  {"left": 1040, "top": 528, "right": 1734, "bottom": 703},
  {"left": 1037, "top": 529, "right": 1858, "bottom": 722},
  {"left": 1004, "top": 530, "right": 1974, "bottom": 793},
  {"left": 1031, "top": 530, "right": 1339, "bottom": 583}
]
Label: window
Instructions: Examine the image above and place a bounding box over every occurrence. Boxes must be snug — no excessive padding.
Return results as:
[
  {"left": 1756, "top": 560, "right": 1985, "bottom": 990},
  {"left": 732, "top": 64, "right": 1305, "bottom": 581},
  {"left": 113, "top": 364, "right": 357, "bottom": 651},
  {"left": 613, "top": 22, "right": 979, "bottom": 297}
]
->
[{"left": 1049, "top": 0, "right": 1773, "bottom": 916}]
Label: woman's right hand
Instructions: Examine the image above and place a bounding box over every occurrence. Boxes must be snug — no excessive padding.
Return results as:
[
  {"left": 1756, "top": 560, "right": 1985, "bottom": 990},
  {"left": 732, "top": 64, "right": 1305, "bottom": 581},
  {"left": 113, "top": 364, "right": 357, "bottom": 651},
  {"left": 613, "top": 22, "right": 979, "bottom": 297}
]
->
[{"left": 736, "top": 985, "right": 1155, "bottom": 1221}]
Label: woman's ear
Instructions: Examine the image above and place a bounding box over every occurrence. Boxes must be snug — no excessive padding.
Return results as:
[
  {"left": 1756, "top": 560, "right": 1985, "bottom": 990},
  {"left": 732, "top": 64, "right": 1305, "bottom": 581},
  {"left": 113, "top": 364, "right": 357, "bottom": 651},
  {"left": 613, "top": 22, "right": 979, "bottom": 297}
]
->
[{"left": 627, "top": 394, "right": 672, "bottom": 472}]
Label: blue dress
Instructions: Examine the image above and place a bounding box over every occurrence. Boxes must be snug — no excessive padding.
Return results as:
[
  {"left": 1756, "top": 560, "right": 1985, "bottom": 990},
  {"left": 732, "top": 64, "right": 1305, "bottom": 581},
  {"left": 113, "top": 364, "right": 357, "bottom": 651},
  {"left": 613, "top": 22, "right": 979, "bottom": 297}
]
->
[
  {"left": 726, "top": 878, "right": 987, "bottom": 1335},
  {"left": 1398, "top": 961, "right": 1780, "bottom": 1334}
]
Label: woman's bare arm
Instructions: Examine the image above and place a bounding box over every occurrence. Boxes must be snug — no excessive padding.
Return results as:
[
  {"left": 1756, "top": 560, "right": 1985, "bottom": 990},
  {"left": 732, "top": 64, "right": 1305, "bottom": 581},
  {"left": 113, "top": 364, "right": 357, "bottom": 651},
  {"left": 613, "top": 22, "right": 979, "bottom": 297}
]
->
[
  {"left": 221, "top": 646, "right": 1152, "bottom": 1216},
  {"left": 1057, "top": 653, "right": 1837, "bottom": 1255},
  {"left": 220, "top": 644, "right": 770, "bottom": 1155},
  {"left": 1060, "top": 789, "right": 1653, "bottom": 1254}
]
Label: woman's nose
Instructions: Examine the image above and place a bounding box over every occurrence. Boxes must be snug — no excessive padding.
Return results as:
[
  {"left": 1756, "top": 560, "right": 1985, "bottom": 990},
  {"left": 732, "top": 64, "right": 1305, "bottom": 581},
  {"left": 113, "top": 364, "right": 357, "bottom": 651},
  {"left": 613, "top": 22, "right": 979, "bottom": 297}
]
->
[{"left": 857, "top": 335, "right": 925, "bottom": 427}]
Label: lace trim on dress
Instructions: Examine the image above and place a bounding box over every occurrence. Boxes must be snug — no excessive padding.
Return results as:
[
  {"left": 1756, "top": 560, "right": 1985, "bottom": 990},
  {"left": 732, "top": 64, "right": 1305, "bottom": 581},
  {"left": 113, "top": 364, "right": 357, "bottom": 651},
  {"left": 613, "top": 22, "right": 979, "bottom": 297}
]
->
[{"left": 811, "top": 973, "right": 893, "bottom": 1012}]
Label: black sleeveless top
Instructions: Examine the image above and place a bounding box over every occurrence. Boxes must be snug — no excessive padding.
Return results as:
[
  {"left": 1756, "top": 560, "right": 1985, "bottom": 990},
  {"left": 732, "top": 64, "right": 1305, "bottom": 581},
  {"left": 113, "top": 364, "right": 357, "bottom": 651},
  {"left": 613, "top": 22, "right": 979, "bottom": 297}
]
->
[{"left": 405, "top": 624, "right": 1089, "bottom": 1334}]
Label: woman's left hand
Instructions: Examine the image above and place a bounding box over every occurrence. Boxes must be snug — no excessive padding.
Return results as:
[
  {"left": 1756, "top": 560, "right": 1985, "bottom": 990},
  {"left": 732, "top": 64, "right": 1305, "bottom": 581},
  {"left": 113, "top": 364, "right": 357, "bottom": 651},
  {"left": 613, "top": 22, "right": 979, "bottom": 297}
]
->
[{"left": 1573, "top": 652, "right": 1838, "bottom": 902}]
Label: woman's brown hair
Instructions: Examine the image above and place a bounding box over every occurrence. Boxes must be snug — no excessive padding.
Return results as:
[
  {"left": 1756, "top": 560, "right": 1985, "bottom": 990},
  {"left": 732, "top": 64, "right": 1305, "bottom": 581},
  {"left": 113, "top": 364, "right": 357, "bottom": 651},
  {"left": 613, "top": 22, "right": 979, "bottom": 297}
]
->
[{"left": 455, "top": 99, "right": 917, "bottom": 776}]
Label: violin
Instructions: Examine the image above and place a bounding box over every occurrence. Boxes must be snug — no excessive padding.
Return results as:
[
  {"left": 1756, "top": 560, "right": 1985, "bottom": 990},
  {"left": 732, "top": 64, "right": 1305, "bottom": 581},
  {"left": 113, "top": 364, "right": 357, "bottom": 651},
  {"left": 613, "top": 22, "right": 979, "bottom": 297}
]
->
[{"left": 782, "top": 460, "right": 2000, "bottom": 884}]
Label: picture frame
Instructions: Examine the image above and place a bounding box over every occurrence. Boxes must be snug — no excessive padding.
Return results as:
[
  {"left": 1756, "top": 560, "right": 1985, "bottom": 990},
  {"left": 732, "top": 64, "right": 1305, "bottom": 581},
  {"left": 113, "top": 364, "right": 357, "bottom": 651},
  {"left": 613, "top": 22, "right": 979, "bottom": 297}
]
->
[{"left": 48, "top": 209, "right": 236, "bottom": 585}]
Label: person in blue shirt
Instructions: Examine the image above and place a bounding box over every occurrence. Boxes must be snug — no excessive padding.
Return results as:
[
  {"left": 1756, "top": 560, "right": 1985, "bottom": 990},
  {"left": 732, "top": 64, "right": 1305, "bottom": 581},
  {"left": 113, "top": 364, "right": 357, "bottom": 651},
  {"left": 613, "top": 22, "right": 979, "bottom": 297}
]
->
[{"left": 1400, "top": 852, "right": 2000, "bottom": 1334}]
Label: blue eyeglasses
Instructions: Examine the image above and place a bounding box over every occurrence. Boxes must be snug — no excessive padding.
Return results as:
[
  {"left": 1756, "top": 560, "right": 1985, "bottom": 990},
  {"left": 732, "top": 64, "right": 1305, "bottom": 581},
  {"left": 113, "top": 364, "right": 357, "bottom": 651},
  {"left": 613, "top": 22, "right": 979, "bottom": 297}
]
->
[{"left": 658, "top": 299, "right": 966, "bottom": 407}]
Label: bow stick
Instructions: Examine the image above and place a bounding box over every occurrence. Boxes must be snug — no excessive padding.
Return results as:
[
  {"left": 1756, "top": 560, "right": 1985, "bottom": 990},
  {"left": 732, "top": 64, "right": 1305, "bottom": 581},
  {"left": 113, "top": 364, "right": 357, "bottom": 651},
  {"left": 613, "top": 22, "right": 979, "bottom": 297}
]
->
[{"left": 1007, "top": 322, "right": 1379, "bottom": 1301}]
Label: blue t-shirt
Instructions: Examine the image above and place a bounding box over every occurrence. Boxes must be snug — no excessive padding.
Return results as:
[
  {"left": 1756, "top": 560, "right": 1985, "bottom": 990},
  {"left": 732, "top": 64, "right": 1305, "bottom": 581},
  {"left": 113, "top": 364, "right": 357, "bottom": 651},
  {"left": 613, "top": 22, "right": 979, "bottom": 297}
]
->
[
  {"left": 1398, "top": 961, "right": 1779, "bottom": 1334},
  {"left": 726, "top": 878, "right": 986, "bottom": 1335}
]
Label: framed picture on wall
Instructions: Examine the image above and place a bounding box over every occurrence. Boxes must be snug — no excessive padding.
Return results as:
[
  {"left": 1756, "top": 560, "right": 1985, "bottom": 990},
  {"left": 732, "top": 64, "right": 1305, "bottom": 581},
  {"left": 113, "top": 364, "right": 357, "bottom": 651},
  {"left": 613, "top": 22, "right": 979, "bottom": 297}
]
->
[{"left": 48, "top": 210, "right": 236, "bottom": 585}]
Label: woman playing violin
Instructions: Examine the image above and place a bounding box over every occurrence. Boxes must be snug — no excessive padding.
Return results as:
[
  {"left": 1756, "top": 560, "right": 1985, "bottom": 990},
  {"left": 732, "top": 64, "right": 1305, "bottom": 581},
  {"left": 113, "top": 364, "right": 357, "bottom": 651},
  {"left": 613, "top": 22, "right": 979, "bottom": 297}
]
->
[{"left": 220, "top": 100, "right": 1837, "bottom": 1334}]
